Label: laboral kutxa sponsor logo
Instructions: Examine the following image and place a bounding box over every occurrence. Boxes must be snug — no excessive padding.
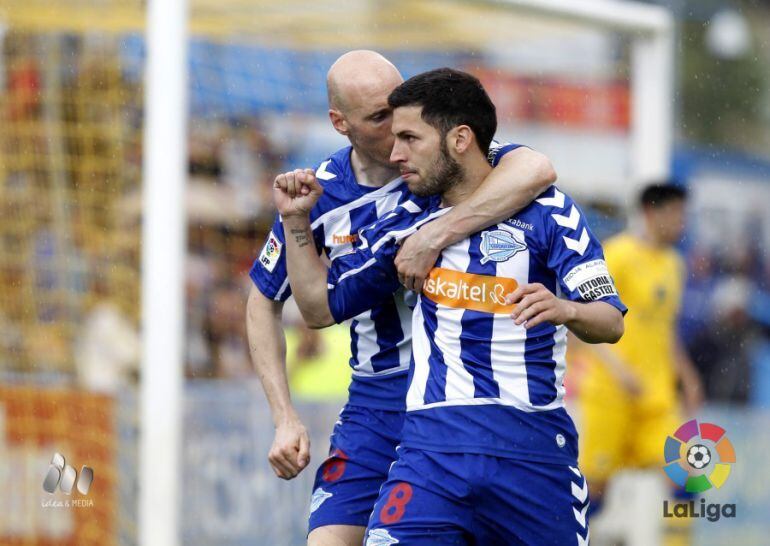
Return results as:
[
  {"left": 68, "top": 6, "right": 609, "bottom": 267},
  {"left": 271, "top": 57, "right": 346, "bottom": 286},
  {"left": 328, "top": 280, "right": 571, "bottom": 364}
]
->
[{"left": 662, "top": 419, "right": 736, "bottom": 522}]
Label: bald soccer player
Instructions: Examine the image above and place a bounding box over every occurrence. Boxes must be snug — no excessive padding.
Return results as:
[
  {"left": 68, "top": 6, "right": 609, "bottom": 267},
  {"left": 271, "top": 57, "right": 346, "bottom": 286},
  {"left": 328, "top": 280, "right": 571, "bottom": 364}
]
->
[{"left": 247, "top": 50, "right": 556, "bottom": 546}]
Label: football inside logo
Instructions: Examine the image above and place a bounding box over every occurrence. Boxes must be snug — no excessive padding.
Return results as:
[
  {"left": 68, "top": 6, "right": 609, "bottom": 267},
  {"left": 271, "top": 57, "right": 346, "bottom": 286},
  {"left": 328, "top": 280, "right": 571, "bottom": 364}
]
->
[{"left": 662, "top": 419, "right": 735, "bottom": 493}]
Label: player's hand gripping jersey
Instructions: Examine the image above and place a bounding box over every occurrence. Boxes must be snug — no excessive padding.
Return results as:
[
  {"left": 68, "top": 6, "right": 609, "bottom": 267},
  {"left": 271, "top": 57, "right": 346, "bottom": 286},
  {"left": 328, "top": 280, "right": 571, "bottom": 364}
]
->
[{"left": 326, "top": 186, "right": 627, "bottom": 464}]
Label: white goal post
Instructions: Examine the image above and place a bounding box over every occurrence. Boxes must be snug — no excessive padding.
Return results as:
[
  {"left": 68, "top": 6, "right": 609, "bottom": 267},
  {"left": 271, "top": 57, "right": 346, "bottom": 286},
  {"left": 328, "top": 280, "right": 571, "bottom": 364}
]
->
[{"left": 140, "top": 0, "right": 189, "bottom": 545}]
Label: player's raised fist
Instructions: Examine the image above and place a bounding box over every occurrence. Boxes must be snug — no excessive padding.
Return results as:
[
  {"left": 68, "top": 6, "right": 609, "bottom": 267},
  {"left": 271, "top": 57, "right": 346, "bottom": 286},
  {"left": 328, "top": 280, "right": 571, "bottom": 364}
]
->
[{"left": 273, "top": 168, "right": 324, "bottom": 217}]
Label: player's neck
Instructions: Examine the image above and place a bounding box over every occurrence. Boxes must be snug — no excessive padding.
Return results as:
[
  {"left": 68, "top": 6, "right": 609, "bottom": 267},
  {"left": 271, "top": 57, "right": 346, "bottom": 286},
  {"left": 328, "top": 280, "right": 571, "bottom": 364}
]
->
[
  {"left": 350, "top": 149, "right": 400, "bottom": 188},
  {"left": 441, "top": 154, "right": 491, "bottom": 207}
]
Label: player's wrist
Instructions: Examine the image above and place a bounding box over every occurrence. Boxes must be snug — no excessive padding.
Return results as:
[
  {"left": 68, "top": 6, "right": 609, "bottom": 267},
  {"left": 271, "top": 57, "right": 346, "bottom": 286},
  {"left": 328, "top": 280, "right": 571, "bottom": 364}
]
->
[
  {"left": 274, "top": 410, "right": 302, "bottom": 428},
  {"left": 421, "top": 218, "right": 451, "bottom": 251},
  {"left": 282, "top": 212, "right": 311, "bottom": 225},
  {"left": 562, "top": 300, "right": 579, "bottom": 324}
]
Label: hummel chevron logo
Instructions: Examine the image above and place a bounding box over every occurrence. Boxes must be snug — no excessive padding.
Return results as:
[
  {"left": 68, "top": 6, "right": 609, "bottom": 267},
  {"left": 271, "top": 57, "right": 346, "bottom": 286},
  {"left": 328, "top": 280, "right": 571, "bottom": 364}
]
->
[
  {"left": 310, "top": 487, "right": 333, "bottom": 513},
  {"left": 573, "top": 504, "right": 588, "bottom": 528},
  {"left": 366, "top": 529, "right": 399, "bottom": 546},
  {"left": 569, "top": 466, "right": 582, "bottom": 478},
  {"left": 563, "top": 228, "right": 590, "bottom": 256},
  {"left": 577, "top": 530, "right": 590, "bottom": 546},
  {"left": 552, "top": 205, "right": 580, "bottom": 230},
  {"left": 571, "top": 479, "right": 588, "bottom": 503},
  {"left": 316, "top": 160, "right": 336, "bottom": 181},
  {"left": 535, "top": 188, "right": 565, "bottom": 208}
]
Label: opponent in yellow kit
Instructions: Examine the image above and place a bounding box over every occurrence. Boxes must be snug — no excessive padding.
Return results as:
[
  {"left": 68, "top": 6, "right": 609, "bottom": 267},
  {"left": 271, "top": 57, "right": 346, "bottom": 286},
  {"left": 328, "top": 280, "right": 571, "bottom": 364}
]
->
[{"left": 577, "top": 184, "right": 703, "bottom": 500}]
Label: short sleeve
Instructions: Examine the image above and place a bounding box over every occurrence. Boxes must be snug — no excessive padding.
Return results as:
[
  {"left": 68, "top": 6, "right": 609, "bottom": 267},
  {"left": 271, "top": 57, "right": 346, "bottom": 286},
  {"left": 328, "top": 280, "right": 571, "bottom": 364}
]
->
[
  {"left": 540, "top": 188, "right": 627, "bottom": 315},
  {"left": 249, "top": 214, "right": 291, "bottom": 302},
  {"left": 249, "top": 213, "right": 324, "bottom": 302},
  {"left": 326, "top": 243, "right": 401, "bottom": 323}
]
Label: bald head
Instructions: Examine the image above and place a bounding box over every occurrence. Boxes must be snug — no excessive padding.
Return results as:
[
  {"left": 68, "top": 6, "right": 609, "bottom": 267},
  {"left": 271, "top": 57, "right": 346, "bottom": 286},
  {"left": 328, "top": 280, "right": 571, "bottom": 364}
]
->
[
  {"left": 327, "top": 50, "right": 403, "bottom": 113},
  {"left": 325, "top": 51, "right": 403, "bottom": 169}
]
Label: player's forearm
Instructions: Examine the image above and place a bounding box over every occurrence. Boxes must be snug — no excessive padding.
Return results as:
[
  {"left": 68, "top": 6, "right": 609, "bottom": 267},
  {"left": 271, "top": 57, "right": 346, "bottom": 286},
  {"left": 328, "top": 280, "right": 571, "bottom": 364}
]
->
[
  {"left": 246, "top": 286, "right": 298, "bottom": 426},
  {"left": 564, "top": 300, "right": 624, "bottom": 344},
  {"left": 282, "top": 214, "right": 336, "bottom": 328},
  {"left": 429, "top": 148, "right": 556, "bottom": 248}
]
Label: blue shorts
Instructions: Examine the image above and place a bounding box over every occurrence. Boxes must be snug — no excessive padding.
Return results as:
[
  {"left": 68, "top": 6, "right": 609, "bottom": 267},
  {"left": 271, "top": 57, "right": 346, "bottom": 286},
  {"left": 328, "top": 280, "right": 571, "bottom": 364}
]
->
[
  {"left": 364, "top": 447, "right": 590, "bottom": 545},
  {"left": 308, "top": 404, "right": 405, "bottom": 533}
]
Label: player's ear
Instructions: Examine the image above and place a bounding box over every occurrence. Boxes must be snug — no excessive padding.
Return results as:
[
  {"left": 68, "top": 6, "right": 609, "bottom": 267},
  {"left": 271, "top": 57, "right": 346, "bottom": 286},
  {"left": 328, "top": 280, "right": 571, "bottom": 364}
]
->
[
  {"left": 329, "top": 109, "right": 349, "bottom": 136},
  {"left": 448, "top": 125, "right": 473, "bottom": 154}
]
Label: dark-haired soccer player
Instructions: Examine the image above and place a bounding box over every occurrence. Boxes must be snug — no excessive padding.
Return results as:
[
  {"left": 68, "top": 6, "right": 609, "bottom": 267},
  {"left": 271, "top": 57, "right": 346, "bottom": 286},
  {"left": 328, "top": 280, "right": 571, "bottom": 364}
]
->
[
  {"left": 276, "top": 67, "right": 625, "bottom": 545},
  {"left": 248, "top": 50, "right": 556, "bottom": 546}
]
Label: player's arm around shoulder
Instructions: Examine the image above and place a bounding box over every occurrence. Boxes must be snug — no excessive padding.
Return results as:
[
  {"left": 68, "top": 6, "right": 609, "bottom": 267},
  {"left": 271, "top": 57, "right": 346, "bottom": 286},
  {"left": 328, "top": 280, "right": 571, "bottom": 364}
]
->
[{"left": 395, "top": 145, "right": 556, "bottom": 292}]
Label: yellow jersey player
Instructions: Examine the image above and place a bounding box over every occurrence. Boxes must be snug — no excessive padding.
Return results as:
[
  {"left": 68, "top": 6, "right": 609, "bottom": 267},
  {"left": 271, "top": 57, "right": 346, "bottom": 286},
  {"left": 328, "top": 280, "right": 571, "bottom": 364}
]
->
[{"left": 576, "top": 183, "right": 703, "bottom": 546}]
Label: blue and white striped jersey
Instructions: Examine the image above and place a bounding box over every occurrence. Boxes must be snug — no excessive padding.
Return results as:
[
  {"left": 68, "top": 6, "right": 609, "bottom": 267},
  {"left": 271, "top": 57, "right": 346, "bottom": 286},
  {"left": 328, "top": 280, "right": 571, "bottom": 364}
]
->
[
  {"left": 250, "top": 143, "right": 519, "bottom": 410},
  {"left": 326, "top": 186, "right": 627, "bottom": 463}
]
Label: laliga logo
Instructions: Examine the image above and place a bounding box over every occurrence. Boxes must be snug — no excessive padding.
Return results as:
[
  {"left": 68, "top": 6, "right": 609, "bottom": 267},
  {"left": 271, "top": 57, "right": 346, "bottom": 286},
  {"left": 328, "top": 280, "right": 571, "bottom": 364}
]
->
[
  {"left": 663, "top": 419, "right": 735, "bottom": 492},
  {"left": 265, "top": 236, "right": 280, "bottom": 258},
  {"left": 42, "top": 452, "right": 94, "bottom": 495},
  {"left": 662, "top": 420, "right": 736, "bottom": 522}
]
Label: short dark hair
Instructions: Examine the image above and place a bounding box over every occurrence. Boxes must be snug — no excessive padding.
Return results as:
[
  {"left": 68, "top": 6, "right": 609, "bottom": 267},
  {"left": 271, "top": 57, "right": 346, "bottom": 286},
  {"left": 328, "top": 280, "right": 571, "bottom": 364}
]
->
[
  {"left": 639, "top": 182, "right": 687, "bottom": 209},
  {"left": 387, "top": 67, "right": 497, "bottom": 154}
]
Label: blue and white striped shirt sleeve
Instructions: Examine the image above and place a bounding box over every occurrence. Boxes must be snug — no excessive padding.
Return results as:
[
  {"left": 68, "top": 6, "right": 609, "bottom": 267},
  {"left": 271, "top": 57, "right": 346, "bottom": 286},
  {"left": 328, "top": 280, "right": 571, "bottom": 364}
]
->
[
  {"left": 249, "top": 212, "right": 325, "bottom": 302},
  {"left": 542, "top": 189, "right": 627, "bottom": 315},
  {"left": 326, "top": 200, "right": 434, "bottom": 322},
  {"left": 326, "top": 233, "right": 401, "bottom": 324}
]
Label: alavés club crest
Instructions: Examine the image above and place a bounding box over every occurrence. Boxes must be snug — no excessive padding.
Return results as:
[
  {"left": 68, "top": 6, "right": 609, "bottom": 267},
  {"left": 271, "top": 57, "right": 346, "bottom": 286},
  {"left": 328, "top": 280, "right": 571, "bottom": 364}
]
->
[{"left": 480, "top": 229, "right": 527, "bottom": 264}]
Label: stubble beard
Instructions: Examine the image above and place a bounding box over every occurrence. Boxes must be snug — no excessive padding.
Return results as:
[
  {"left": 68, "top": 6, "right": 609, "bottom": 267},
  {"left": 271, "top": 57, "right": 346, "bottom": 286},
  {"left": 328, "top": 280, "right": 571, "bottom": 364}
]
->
[{"left": 409, "top": 141, "right": 464, "bottom": 197}]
